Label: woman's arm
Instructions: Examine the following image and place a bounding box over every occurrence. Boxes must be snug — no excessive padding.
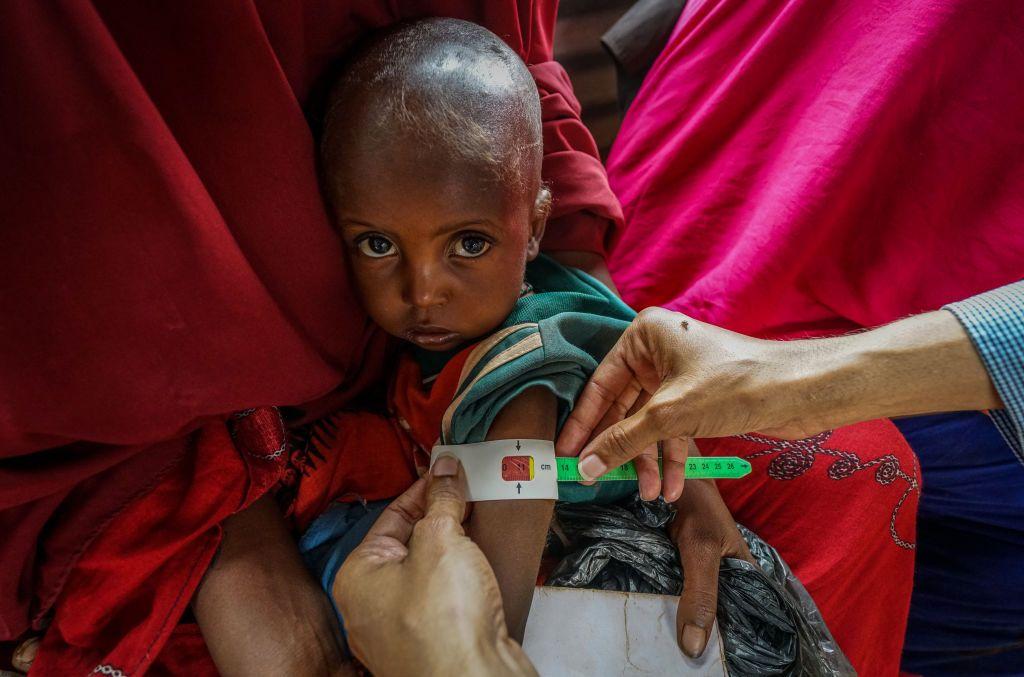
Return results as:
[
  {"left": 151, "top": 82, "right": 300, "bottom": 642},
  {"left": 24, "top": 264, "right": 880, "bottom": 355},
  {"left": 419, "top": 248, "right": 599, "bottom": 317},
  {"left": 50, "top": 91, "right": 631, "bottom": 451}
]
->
[
  {"left": 468, "top": 386, "right": 557, "bottom": 642},
  {"left": 193, "top": 495, "right": 353, "bottom": 677},
  {"left": 559, "top": 306, "right": 1005, "bottom": 491},
  {"left": 766, "top": 308, "right": 1001, "bottom": 437}
]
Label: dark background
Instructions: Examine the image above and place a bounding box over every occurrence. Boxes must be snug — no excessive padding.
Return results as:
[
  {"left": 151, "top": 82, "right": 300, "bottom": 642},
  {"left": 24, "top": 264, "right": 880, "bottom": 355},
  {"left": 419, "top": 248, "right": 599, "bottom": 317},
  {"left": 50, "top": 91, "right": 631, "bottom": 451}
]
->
[{"left": 554, "top": 0, "right": 635, "bottom": 158}]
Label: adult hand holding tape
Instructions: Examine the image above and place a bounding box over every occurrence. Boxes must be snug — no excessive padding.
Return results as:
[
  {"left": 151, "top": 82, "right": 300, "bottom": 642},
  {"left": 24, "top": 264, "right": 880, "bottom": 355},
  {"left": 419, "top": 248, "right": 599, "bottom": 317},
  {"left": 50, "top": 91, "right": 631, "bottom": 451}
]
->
[
  {"left": 333, "top": 456, "right": 537, "bottom": 677},
  {"left": 557, "top": 305, "right": 1003, "bottom": 501}
]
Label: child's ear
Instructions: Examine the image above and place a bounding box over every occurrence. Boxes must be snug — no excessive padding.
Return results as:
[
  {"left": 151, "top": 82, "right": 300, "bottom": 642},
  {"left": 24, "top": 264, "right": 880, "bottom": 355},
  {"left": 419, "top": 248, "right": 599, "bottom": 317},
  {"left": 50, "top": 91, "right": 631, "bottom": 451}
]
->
[{"left": 525, "top": 185, "right": 551, "bottom": 261}]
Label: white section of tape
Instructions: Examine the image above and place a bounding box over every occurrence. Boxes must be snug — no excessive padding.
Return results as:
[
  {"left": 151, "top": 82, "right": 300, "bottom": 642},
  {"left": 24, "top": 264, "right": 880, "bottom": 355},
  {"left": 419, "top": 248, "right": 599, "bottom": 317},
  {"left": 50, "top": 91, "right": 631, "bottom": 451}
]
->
[{"left": 430, "top": 439, "right": 558, "bottom": 502}]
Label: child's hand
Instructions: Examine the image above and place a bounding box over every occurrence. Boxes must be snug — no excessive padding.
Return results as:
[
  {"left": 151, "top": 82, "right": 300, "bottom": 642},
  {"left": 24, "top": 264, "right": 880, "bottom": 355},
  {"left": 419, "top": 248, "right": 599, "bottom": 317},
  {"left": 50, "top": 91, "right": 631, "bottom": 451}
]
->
[{"left": 668, "top": 479, "right": 756, "bottom": 659}]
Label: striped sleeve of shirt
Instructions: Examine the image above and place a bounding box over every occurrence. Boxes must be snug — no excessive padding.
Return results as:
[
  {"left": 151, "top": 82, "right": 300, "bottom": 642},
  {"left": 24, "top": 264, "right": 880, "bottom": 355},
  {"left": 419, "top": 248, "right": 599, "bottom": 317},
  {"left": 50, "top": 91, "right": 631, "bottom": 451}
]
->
[{"left": 945, "top": 280, "right": 1024, "bottom": 466}]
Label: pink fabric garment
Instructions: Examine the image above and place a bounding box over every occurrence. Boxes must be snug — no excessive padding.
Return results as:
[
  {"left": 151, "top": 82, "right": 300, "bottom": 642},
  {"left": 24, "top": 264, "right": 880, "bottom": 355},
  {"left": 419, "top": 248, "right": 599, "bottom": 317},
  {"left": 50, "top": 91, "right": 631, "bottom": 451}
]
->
[{"left": 607, "top": 0, "right": 1024, "bottom": 339}]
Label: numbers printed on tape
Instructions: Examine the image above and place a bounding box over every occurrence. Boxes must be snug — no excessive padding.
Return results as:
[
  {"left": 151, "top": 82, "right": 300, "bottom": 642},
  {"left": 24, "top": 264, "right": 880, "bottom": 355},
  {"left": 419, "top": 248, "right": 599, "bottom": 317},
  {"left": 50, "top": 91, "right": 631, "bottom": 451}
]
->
[
  {"left": 494, "top": 443, "right": 749, "bottom": 483},
  {"left": 501, "top": 455, "right": 534, "bottom": 481},
  {"left": 552, "top": 456, "right": 751, "bottom": 482}
]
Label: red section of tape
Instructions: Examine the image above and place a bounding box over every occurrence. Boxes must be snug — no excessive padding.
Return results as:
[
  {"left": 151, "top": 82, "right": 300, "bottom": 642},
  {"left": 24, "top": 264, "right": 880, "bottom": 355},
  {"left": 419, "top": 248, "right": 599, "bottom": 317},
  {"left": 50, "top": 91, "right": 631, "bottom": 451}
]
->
[{"left": 501, "top": 455, "right": 532, "bottom": 482}]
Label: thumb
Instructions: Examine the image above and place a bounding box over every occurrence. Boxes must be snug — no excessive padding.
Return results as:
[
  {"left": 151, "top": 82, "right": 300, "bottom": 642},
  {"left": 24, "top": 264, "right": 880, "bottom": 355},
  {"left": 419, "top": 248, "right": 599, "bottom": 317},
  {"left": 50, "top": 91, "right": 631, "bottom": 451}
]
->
[
  {"left": 676, "top": 542, "right": 721, "bottom": 659},
  {"left": 413, "top": 455, "right": 468, "bottom": 541},
  {"left": 576, "top": 399, "right": 670, "bottom": 481}
]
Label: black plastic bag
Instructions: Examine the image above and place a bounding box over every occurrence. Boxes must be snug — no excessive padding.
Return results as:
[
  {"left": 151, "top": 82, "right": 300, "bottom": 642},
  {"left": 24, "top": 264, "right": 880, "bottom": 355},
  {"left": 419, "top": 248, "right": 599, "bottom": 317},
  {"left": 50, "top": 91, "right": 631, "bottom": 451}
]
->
[{"left": 546, "top": 495, "right": 855, "bottom": 676}]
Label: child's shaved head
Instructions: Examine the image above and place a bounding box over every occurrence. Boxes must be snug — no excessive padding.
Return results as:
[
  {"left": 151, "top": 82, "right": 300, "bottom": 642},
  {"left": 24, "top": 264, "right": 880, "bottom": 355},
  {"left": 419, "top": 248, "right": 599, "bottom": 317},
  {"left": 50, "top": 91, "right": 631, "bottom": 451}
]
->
[
  {"left": 321, "top": 18, "right": 543, "bottom": 197},
  {"left": 321, "top": 18, "right": 552, "bottom": 353}
]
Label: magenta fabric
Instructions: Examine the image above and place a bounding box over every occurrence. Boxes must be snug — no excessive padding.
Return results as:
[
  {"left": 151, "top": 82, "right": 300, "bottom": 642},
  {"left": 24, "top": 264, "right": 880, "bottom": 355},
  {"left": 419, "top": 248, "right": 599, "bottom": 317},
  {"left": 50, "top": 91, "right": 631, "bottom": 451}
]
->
[{"left": 607, "top": 0, "right": 1024, "bottom": 339}]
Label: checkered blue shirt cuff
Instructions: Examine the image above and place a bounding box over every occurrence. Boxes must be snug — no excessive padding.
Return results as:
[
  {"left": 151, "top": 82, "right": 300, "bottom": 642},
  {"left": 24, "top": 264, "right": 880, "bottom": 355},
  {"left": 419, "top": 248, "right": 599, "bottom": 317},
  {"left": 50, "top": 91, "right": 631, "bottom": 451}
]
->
[{"left": 945, "top": 280, "right": 1024, "bottom": 465}]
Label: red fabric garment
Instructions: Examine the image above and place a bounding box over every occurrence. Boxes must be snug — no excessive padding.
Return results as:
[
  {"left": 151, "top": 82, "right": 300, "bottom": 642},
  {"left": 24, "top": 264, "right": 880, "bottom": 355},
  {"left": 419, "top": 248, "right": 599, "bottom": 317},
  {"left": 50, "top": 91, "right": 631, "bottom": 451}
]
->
[
  {"left": 31, "top": 408, "right": 287, "bottom": 676},
  {"left": 291, "top": 351, "right": 469, "bottom": 531},
  {"left": 606, "top": 0, "right": 1024, "bottom": 339},
  {"left": 0, "top": 0, "right": 620, "bottom": 654},
  {"left": 699, "top": 422, "right": 919, "bottom": 676}
]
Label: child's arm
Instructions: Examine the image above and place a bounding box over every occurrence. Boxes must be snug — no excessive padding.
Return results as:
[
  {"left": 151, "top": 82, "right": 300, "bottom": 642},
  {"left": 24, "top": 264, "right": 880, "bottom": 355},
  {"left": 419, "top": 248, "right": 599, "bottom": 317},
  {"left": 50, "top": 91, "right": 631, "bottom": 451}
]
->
[{"left": 468, "top": 386, "right": 558, "bottom": 642}]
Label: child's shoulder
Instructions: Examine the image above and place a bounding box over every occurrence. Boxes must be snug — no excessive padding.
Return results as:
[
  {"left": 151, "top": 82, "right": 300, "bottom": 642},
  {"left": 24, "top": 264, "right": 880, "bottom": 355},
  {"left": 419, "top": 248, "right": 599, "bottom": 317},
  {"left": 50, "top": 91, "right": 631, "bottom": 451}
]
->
[
  {"left": 500, "top": 254, "right": 636, "bottom": 328},
  {"left": 437, "top": 256, "right": 634, "bottom": 444}
]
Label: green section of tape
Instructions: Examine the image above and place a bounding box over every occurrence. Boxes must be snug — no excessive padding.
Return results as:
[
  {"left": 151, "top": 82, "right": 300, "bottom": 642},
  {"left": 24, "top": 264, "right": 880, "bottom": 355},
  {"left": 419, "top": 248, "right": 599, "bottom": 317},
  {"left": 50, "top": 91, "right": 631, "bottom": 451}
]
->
[{"left": 554, "top": 456, "right": 751, "bottom": 482}]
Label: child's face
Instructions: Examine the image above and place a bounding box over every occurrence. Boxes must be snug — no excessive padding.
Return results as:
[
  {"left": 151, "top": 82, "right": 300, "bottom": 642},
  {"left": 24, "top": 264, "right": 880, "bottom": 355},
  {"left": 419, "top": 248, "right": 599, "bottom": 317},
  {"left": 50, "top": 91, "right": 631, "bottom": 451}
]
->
[{"left": 332, "top": 136, "right": 545, "bottom": 351}]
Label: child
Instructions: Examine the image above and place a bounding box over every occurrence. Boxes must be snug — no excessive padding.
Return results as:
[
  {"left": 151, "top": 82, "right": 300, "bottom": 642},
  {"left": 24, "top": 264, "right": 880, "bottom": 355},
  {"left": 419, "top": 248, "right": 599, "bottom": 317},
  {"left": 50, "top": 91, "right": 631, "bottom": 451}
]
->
[
  {"left": 294, "top": 21, "right": 916, "bottom": 673},
  {"left": 294, "top": 17, "right": 637, "bottom": 641}
]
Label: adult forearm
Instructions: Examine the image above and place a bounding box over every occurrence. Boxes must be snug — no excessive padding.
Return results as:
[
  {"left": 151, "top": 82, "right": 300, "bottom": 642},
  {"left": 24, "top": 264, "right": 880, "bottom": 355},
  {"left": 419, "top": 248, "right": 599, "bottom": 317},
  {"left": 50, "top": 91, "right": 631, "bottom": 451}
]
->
[
  {"left": 774, "top": 310, "right": 1002, "bottom": 434},
  {"left": 562, "top": 305, "right": 1009, "bottom": 482}
]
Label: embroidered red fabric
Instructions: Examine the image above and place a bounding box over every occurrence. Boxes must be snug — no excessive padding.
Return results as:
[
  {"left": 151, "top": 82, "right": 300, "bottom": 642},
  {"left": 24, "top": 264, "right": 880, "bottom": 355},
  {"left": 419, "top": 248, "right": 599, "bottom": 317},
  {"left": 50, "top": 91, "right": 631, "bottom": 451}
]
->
[
  {"left": 700, "top": 421, "right": 919, "bottom": 676},
  {"left": 291, "top": 351, "right": 471, "bottom": 531}
]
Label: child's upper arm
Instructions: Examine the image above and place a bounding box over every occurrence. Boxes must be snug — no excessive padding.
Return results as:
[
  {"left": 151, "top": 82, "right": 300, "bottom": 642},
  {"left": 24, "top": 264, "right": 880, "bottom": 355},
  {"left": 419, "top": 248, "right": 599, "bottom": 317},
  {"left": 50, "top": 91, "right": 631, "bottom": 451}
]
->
[{"left": 484, "top": 385, "right": 558, "bottom": 443}]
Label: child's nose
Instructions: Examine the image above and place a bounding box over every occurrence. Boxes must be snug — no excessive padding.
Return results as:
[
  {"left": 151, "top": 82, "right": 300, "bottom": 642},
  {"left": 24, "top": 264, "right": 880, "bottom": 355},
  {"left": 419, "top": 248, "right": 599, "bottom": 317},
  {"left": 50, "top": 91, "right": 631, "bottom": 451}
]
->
[{"left": 402, "top": 264, "right": 450, "bottom": 309}]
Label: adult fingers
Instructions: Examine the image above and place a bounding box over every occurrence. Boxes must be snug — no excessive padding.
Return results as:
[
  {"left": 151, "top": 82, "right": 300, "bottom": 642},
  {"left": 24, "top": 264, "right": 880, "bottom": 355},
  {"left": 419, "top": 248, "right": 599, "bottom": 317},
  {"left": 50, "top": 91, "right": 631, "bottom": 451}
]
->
[
  {"left": 634, "top": 444, "right": 661, "bottom": 501},
  {"left": 419, "top": 455, "right": 468, "bottom": 535},
  {"left": 627, "top": 392, "right": 661, "bottom": 500},
  {"left": 576, "top": 395, "right": 674, "bottom": 481},
  {"left": 590, "top": 377, "right": 643, "bottom": 444},
  {"left": 556, "top": 337, "right": 638, "bottom": 456},
  {"left": 676, "top": 540, "right": 721, "bottom": 659},
  {"left": 661, "top": 438, "right": 689, "bottom": 503},
  {"left": 362, "top": 477, "right": 429, "bottom": 545}
]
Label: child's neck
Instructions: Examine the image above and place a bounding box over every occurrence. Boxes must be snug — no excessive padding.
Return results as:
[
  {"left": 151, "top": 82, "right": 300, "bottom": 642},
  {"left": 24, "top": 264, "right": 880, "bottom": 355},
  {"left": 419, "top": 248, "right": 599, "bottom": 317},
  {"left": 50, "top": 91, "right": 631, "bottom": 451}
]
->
[{"left": 410, "top": 342, "right": 467, "bottom": 381}]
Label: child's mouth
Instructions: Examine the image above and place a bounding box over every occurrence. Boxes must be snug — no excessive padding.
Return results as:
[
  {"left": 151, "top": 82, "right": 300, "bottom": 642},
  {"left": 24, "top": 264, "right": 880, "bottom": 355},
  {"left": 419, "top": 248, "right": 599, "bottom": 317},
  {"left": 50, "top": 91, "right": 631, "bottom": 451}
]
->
[{"left": 405, "top": 325, "right": 460, "bottom": 348}]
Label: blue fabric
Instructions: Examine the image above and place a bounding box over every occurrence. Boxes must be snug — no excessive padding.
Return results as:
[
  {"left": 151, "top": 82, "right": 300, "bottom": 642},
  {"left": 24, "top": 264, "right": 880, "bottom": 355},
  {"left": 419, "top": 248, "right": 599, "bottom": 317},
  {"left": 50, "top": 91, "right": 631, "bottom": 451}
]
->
[
  {"left": 896, "top": 412, "right": 1024, "bottom": 676},
  {"left": 298, "top": 500, "right": 390, "bottom": 642},
  {"left": 945, "top": 280, "right": 1024, "bottom": 463}
]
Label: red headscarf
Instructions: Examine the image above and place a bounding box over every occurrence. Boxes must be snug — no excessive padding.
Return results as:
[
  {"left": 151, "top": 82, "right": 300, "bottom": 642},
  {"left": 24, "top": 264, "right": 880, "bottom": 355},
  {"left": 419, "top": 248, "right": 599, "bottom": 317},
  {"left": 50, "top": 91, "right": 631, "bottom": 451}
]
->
[{"left": 0, "top": 0, "right": 621, "bottom": 647}]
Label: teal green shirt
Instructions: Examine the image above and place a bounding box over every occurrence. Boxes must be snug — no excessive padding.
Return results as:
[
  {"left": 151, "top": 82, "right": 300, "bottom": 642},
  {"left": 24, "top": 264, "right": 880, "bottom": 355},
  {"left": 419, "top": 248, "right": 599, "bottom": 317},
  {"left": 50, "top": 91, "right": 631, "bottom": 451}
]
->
[{"left": 418, "top": 254, "right": 638, "bottom": 503}]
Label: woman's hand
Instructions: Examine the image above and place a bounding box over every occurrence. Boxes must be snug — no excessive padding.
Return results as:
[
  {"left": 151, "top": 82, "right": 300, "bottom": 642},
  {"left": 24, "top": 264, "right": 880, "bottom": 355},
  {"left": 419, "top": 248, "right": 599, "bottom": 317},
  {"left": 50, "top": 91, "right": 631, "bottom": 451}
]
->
[
  {"left": 557, "top": 307, "right": 796, "bottom": 499},
  {"left": 334, "top": 457, "right": 537, "bottom": 677},
  {"left": 557, "top": 306, "right": 999, "bottom": 497},
  {"left": 670, "top": 478, "right": 755, "bottom": 658}
]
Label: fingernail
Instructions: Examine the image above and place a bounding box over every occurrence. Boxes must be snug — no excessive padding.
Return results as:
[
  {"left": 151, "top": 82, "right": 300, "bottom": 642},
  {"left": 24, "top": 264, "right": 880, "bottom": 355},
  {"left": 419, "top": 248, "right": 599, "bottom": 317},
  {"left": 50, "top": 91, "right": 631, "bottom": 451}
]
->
[
  {"left": 681, "top": 624, "right": 706, "bottom": 658},
  {"left": 432, "top": 455, "right": 458, "bottom": 477},
  {"left": 577, "top": 455, "right": 607, "bottom": 481},
  {"left": 12, "top": 636, "right": 39, "bottom": 671}
]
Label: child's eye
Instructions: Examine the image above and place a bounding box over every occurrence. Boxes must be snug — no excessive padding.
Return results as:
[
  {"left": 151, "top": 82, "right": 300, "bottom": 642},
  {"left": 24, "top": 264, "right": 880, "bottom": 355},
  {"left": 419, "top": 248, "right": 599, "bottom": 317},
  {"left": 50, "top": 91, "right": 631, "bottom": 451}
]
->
[
  {"left": 453, "top": 235, "right": 491, "bottom": 258},
  {"left": 357, "top": 235, "right": 397, "bottom": 258}
]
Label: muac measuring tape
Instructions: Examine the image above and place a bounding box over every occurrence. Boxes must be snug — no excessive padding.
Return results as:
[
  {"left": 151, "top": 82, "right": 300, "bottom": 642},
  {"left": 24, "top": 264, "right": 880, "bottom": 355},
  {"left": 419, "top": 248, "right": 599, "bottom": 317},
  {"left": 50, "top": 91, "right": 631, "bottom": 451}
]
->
[{"left": 430, "top": 440, "right": 750, "bottom": 502}]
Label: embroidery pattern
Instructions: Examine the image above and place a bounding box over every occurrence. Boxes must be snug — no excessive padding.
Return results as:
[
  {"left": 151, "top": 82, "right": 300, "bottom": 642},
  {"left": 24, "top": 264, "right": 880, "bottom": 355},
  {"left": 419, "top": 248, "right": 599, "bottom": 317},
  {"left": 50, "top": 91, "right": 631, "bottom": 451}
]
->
[
  {"left": 93, "top": 665, "right": 126, "bottom": 677},
  {"left": 229, "top": 407, "right": 287, "bottom": 461},
  {"left": 737, "top": 432, "right": 919, "bottom": 549}
]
